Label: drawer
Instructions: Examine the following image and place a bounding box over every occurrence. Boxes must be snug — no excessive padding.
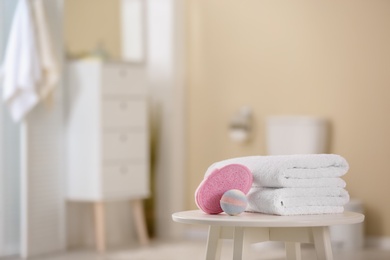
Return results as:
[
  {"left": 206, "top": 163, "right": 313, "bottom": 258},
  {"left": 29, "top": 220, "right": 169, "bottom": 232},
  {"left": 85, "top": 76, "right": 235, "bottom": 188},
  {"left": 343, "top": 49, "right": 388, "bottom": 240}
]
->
[
  {"left": 102, "top": 99, "right": 147, "bottom": 128},
  {"left": 102, "top": 163, "right": 149, "bottom": 198},
  {"left": 102, "top": 132, "right": 147, "bottom": 160},
  {"left": 102, "top": 64, "right": 147, "bottom": 95}
]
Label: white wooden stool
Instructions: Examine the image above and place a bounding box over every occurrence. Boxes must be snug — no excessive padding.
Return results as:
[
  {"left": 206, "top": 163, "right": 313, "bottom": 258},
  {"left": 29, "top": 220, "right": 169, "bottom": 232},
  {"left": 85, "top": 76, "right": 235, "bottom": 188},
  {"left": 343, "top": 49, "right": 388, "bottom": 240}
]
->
[{"left": 172, "top": 210, "right": 364, "bottom": 260}]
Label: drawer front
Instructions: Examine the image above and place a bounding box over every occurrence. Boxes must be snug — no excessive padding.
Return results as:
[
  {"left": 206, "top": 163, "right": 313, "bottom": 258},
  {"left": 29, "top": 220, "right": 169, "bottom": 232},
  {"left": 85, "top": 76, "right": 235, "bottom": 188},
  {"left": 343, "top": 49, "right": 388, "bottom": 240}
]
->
[
  {"left": 102, "top": 64, "right": 146, "bottom": 95},
  {"left": 102, "top": 163, "right": 149, "bottom": 198},
  {"left": 102, "top": 132, "right": 147, "bottom": 160},
  {"left": 102, "top": 99, "right": 147, "bottom": 128}
]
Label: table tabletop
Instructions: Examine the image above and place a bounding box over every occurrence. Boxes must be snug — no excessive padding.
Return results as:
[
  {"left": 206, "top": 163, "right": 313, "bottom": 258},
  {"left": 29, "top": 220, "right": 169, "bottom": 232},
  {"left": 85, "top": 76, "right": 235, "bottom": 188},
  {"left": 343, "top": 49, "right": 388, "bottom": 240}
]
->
[{"left": 172, "top": 210, "right": 364, "bottom": 227}]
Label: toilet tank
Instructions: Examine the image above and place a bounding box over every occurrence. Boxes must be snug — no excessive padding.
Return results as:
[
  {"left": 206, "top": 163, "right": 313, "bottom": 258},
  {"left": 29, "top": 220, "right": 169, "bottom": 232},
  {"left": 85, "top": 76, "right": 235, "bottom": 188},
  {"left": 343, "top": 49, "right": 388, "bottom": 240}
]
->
[{"left": 266, "top": 116, "right": 328, "bottom": 155}]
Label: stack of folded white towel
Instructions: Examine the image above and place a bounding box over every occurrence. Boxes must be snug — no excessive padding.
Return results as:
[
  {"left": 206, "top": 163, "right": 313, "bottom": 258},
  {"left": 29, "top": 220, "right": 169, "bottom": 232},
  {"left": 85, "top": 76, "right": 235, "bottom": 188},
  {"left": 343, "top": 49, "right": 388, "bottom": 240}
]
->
[{"left": 205, "top": 154, "right": 350, "bottom": 216}]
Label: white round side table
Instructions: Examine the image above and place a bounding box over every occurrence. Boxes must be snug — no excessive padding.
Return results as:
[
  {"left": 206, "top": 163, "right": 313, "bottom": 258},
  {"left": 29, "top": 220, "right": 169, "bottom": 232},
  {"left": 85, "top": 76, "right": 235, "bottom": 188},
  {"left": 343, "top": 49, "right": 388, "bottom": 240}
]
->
[{"left": 172, "top": 210, "right": 364, "bottom": 260}]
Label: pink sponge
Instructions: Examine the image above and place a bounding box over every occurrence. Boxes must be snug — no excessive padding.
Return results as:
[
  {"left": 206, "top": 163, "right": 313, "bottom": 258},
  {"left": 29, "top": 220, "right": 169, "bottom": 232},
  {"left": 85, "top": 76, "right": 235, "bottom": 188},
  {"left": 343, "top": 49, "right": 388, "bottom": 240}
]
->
[{"left": 195, "top": 164, "right": 253, "bottom": 214}]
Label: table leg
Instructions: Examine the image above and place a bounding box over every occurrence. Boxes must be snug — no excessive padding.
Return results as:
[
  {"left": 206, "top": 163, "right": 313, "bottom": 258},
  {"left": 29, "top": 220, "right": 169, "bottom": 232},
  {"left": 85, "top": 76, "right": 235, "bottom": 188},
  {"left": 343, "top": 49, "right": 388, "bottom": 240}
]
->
[
  {"left": 205, "top": 226, "right": 222, "bottom": 260},
  {"left": 131, "top": 199, "right": 149, "bottom": 246},
  {"left": 312, "top": 227, "right": 333, "bottom": 260},
  {"left": 233, "top": 227, "right": 244, "bottom": 260},
  {"left": 285, "top": 242, "right": 302, "bottom": 260},
  {"left": 94, "top": 202, "right": 106, "bottom": 253}
]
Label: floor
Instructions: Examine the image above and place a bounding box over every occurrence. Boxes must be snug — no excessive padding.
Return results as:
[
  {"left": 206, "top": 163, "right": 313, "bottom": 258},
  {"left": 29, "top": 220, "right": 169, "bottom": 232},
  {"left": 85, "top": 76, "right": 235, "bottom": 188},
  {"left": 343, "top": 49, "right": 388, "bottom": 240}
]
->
[{"left": 5, "top": 239, "right": 390, "bottom": 260}]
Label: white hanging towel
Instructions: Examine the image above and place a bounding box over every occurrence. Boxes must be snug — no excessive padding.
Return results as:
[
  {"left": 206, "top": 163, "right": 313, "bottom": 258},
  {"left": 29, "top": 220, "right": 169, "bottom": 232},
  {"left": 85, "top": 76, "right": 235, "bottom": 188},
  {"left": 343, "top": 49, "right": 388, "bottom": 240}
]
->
[{"left": 0, "top": 0, "right": 59, "bottom": 122}]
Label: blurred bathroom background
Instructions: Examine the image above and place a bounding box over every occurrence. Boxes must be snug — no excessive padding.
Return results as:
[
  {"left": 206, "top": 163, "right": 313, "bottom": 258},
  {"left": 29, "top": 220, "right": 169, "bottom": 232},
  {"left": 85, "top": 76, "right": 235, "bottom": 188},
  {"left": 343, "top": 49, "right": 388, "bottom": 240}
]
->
[{"left": 0, "top": 0, "right": 390, "bottom": 259}]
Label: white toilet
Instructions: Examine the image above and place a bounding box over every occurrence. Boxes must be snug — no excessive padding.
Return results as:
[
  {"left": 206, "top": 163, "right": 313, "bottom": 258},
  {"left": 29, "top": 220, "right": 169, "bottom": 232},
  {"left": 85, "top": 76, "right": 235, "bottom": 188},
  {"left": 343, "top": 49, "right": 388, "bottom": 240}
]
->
[
  {"left": 266, "top": 116, "right": 328, "bottom": 155},
  {"left": 266, "top": 115, "right": 364, "bottom": 250}
]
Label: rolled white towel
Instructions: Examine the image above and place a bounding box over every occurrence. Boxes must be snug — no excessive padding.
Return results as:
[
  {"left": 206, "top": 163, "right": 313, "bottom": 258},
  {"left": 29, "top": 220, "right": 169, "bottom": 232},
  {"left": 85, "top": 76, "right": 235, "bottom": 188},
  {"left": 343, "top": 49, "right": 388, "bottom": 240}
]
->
[
  {"left": 204, "top": 154, "right": 348, "bottom": 188},
  {"left": 246, "top": 187, "right": 350, "bottom": 216}
]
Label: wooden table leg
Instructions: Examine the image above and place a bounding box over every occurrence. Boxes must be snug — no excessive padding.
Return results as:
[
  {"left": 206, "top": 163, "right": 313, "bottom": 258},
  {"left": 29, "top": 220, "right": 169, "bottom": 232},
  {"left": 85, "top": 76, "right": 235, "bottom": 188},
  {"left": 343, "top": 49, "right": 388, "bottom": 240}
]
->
[
  {"left": 285, "top": 242, "right": 302, "bottom": 260},
  {"left": 233, "top": 227, "right": 244, "bottom": 260},
  {"left": 312, "top": 227, "right": 333, "bottom": 260},
  {"left": 94, "top": 202, "right": 106, "bottom": 253},
  {"left": 205, "top": 226, "right": 222, "bottom": 260},
  {"left": 131, "top": 199, "right": 149, "bottom": 246}
]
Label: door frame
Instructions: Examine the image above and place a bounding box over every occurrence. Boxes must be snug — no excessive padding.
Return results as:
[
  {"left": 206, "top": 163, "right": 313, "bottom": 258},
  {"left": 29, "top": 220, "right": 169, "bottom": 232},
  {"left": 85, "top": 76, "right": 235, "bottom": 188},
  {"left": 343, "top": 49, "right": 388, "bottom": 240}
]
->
[{"left": 146, "top": 0, "right": 187, "bottom": 239}]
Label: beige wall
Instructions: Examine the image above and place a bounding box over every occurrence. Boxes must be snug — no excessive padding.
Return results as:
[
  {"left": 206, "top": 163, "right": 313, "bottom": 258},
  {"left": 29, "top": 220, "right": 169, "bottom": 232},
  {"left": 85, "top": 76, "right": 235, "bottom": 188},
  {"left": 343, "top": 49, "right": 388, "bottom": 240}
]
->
[
  {"left": 64, "top": 0, "right": 121, "bottom": 59},
  {"left": 65, "top": 0, "right": 390, "bottom": 237},
  {"left": 187, "top": 0, "right": 390, "bottom": 237}
]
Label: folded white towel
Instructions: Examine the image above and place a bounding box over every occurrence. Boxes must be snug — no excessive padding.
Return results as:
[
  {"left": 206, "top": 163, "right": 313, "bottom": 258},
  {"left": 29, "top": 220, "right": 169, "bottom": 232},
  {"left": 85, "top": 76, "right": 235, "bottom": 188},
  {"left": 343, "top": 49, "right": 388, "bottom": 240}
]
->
[
  {"left": 205, "top": 154, "right": 348, "bottom": 188},
  {"left": 246, "top": 187, "right": 350, "bottom": 216}
]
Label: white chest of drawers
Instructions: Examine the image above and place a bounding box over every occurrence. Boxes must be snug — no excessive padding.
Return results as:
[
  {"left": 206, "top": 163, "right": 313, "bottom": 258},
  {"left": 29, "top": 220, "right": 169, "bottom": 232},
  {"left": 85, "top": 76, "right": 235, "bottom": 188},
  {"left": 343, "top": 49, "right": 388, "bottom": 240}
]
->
[
  {"left": 66, "top": 60, "right": 149, "bottom": 200},
  {"left": 65, "top": 60, "right": 150, "bottom": 250}
]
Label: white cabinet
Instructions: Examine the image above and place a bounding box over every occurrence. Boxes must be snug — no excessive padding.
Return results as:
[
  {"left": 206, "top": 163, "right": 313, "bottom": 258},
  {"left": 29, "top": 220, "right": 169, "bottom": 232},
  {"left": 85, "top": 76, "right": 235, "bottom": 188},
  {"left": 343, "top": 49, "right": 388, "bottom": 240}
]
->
[
  {"left": 65, "top": 60, "right": 150, "bottom": 250},
  {"left": 66, "top": 60, "right": 150, "bottom": 200}
]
